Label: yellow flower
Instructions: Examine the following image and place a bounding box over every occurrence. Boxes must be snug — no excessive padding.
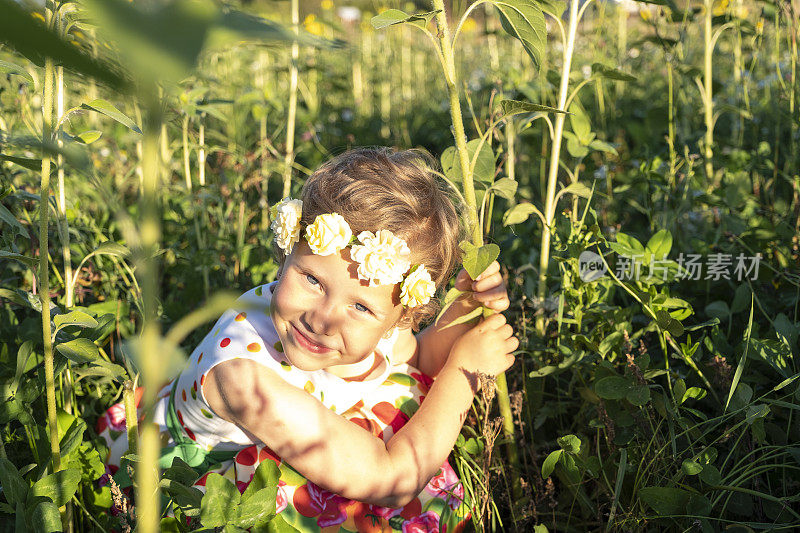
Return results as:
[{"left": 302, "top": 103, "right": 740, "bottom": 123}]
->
[
  {"left": 461, "top": 18, "right": 477, "bottom": 33},
  {"left": 400, "top": 265, "right": 435, "bottom": 307},
  {"left": 270, "top": 197, "right": 303, "bottom": 254},
  {"left": 349, "top": 230, "right": 411, "bottom": 286},
  {"left": 304, "top": 14, "right": 324, "bottom": 36},
  {"left": 321, "top": 0, "right": 334, "bottom": 10},
  {"left": 305, "top": 213, "right": 352, "bottom": 256}
]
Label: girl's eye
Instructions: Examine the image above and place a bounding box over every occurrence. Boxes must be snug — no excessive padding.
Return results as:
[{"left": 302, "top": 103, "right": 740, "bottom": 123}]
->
[
  {"left": 305, "top": 274, "right": 320, "bottom": 286},
  {"left": 354, "top": 303, "right": 371, "bottom": 314}
]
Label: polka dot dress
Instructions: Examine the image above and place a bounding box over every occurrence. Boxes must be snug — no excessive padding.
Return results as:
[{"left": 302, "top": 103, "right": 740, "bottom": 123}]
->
[{"left": 97, "top": 282, "right": 471, "bottom": 532}]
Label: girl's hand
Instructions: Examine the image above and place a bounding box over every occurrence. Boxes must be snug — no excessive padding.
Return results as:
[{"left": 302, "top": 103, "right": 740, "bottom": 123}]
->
[
  {"left": 453, "top": 260, "right": 510, "bottom": 312},
  {"left": 446, "top": 312, "right": 518, "bottom": 377}
]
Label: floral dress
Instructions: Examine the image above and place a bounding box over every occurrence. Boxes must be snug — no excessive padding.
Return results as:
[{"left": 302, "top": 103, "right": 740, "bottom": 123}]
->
[{"left": 97, "top": 282, "right": 471, "bottom": 532}]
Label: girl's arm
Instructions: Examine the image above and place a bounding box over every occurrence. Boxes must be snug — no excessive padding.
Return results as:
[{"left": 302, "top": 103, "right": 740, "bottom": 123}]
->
[
  {"left": 413, "top": 261, "right": 510, "bottom": 378},
  {"left": 205, "top": 312, "right": 517, "bottom": 508}
]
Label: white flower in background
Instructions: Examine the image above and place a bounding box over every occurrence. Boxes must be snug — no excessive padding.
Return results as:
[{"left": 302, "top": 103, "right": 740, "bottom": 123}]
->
[
  {"left": 270, "top": 197, "right": 303, "bottom": 254},
  {"left": 400, "top": 265, "right": 435, "bottom": 307},
  {"left": 349, "top": 230, "right": 411, "bottom": 286},
  {"left": 305, "top": 213, "right": 353, "bottom": 256}
]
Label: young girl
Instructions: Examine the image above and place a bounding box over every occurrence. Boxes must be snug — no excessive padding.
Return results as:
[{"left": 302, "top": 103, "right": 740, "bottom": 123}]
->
[{"left": 97, "top": 147, "right": 518, "bottom": 532}]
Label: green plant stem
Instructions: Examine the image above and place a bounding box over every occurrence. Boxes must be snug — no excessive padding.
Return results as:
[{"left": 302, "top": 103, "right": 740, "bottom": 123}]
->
[
  {"left": 182, "top": 114, "right": 192, "bottom": 190},
  {"left": 283, "top": 0, "right": 299, "bottom": 198},
  {"left": 703, "top": 0, "right": 715, "bottom": 185},
  {"left": 537, "top": 0, "right": 580, "bottom": 337},
  {"left": 123, "top": 380, "right": 139, "bottom": 454},
  {"left": 136, "top": 93, "right": 164, "bottom": 533},
  {"left": 198, "top": 115, "right": 206, "bottom": 187},
  {"left": 432, "top": 0, "right": 519, "bottom": 498},
  {"left": 40, "top": 10, "right": 61, "bottom": 473}
]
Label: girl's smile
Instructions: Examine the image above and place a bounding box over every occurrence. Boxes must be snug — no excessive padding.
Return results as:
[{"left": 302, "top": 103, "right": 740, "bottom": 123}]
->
[
  {"left": 290, "top": 322, "right": 332, "bottom": 354},
  {"left": 271, "top": 240, "right": 405, "bottom": 377}
]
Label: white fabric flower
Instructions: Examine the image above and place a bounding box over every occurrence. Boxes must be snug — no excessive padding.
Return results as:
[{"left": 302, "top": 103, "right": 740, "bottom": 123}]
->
[
  {"left": 400, "top": 265, "right": 436, "bottom": 307},
  {"left": 270, "top": 197, "right": 303, "bottom": 254},
  {"left": 305, "top": 213, "right": 353, "bottom": 256},
  {"left": 349, "top": 230, "right": 412, "bottom": 286}
]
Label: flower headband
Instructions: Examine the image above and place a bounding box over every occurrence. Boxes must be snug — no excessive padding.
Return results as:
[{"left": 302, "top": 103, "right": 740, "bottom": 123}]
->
[{"left": 270, "top": 197, "right": 435, "bottom": 308}]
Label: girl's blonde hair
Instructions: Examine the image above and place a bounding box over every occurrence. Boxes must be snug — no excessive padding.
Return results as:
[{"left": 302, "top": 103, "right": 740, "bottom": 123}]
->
[{"left": 277, "top": 146, "right": 465, "bottom": 330}]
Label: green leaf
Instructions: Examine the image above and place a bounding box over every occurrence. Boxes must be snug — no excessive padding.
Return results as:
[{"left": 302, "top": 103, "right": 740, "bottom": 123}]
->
[
  {"left": 441, "top": 139, "right": 496, "bottom": 184},
  {"left": 439, "top": 306, "right": 483, "bottom": 331},
  {"left": 568, "top": 100, "right": 592, "bottom": 143},
  {"left": 0, "top": 251, "right": 36, "bottom": 268},
  {"left": 92, "top": 241, "right": 131, "bottom": 258},
  {"left": 0, "top": 60, "right": 33, "bottom": 83},
  {"left": 30, "top": 468, "right": 81, "bottom": 506},
  {"left": 0, "top": 203, "right": 28, "bottom": 238},
  {"left": 704, "top": 300, "right": 730, "bottom": 320},
  {"left": 498, "top": 99, "right": 566, "bottom": 119},
  {"left": 639, "top": 486, "right": 692, "bottom": 515},
  {"left": 541, "top": 449, "right": 562, "bottom": 479},
  {"left": 0, "top": 0, "right": 130, "bottom": 91},
  {"left": 681, "top": 460, "right": 703, "bottom": 475},
  {"left": 489, "top": 178, "right": 518, "bottom": 200},
  {"left": 0, "top": 154, "right": 42, "bottom": 171},
  {"left": 435, "top": 287, "right": 465, "bottom": 326},
  {"left": 681, "top": 387, "right": 707, "bottom": 404},
  {"left": 460, "top": 242, "right": 500, "bottom": 280},
  {"left": 259, "top": 514, "right": 301, "bottom": 533},
  {"left": 54, "top": 310, "right": 98, "bottom": 331},
  {"left": 588, "top": 139, "right": 618, "bottom": 156},
  {"left": 598, "top": 331, "right": 622, "bottom": 357},
  {"left": 75, "top": 130, "right": 103, "bottom": 144},
  {"left": 564, "top": 131, "right": 589, "bottom": 158},
  {"left": 502, "top": 202, "right": 545, "bottom": 226},
  {"left": 59, "top": 417, "right": 87, "bottom": 458},
  {"left": 55, "top": 338, "right": 99, "bottom": 364},
  {"left": 72, "top": 360, "right": 127, "bottom": 383},
  {"left": 491, "top": 0, "right": 547, "bottom": 68},
  {"left": 538, "top": 0, "right": 566, "bottom": 17},
  {"left": 730, "top": 284, "right": 751, "bottom": 314},
  {"left": 208, "top": 8, "right": 327, "bottom": 51},
  {"left": 237, "top": 486, "right": 277, "bottom": 528},
  {"left": 557, "top": 434, "right": 580, "bottom": 454},
  {"left": 0, "top": 457, "right": 28, "bottom": 505},
  {"left": 698, "top": 464, "right": 721, "bottom": 485},
  {"left": 31, "top": 501, "right": 62, "bottom": 533},
  {"left": 646, "top": 230, "right": 672, "bottom": 259},
  {"left": 81, "top": 99, "right": 141, "bottom": 134},
  {"left": 370, "top": 9, "right": 439, "bottom": 30},
  {"left": 626, "top": 384, "right": 651, "bottom": 406},
  {"left": 558, "top": 182, "right": 593, "bottom": 200},
  {"left": 85, "top": 0, "right": 219, "bottom": 86},
  {"left": 655, "top": 310, "right": 684, "bottom": 337},
  {"left": 594, "top": 376, "right": 631, "bottom": 400},
  {"left": 241, "top": 459, "right": 279, "bottom": 504},
  {"left": 726, "top": 295, "right": 753, "bottom": 411},
  {"left": 200, "top": 473, "right": 241, "bottom": 528},
  {"left": 591, "top": 63, "right": 637, "bottom": 82},
  {"left": 160, "top": 479, "right": 204, "bottom": 514}
]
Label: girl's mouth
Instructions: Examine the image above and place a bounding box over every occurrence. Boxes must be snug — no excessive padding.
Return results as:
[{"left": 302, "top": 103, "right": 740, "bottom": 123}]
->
[{"left": 291, "top": 323, "right": 331, "bottom": 354}]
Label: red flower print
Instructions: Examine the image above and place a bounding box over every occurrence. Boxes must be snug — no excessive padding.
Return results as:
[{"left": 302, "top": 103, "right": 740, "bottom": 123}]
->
[
  {"left": 424, "top": 463, "right": 464, "bottom": 510},
  {"left": 276, "top": 480, "right": 288, "bottom": 513},
  {"left": 105, "top": 402, "right": 127, "bottom": 432},
  {"left": 402, "top": 510, "right": 440, "bottom": 533},
  {"left": 293, "top": 482, "right": 349, "bottom": 527},
  {"left": 371, "top": 402, "right": 409, "bottom": 435},
  {"left": 409, "top": 372, "right": 433, "bottom": 394},
  {"left": 350, "top": 417, "right": 382, "bottom": 438}
]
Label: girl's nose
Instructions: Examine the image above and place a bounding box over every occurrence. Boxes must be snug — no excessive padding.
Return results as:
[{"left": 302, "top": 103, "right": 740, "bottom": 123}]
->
[{"left": 304, "top": 299, "right": 339, "bottom": 337}]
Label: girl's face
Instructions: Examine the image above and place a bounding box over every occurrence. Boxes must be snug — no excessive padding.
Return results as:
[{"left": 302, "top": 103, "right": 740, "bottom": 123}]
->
[{"left": 271, "top": 240, "right": 405, "bottom": 374}]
